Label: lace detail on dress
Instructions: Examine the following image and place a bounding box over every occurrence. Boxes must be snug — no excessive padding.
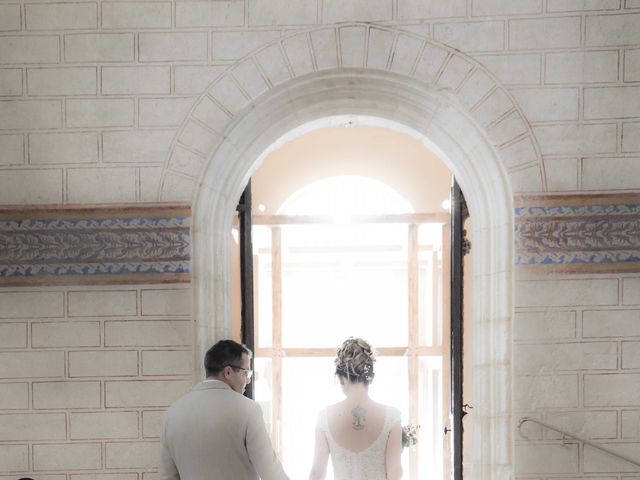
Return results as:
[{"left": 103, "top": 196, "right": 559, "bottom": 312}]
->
[{"left": 319, "top": 406, "right": 401, "bottom": 480}]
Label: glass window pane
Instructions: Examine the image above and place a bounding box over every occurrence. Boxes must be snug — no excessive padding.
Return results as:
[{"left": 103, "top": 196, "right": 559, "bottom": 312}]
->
[
  {"left": 281, "top": 224, "right": 409, "bottom": 348},
  {"left": 281, "top": 357, "right": 341, "bottom": 480},
  {"left": 418, "top": 356, "right": 444, "bottom": 479},
  {"left": 254, "top": 226, "right": 273, "bottom": 348}
]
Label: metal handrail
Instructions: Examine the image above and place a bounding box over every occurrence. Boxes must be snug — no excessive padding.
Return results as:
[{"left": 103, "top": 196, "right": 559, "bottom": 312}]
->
[{"left": 518, "top": 416, "right": 640, "bottom": 468}]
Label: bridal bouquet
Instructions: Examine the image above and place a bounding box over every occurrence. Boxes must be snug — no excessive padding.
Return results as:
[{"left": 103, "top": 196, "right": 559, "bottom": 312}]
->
[{"left": 402, "top": 424, "right": 420, "bottom": 449}]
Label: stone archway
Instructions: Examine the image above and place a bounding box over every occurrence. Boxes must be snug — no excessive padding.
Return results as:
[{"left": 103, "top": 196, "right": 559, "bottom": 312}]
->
[{"left": 161, "top": 23, "right": 534, "bottom": 479}]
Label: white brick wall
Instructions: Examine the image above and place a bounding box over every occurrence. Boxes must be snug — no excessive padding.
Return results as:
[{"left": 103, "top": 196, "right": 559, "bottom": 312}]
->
[
  {"left": 0, "top": 285, "right": 193, "bottom": 477},
  {"left": 515, "top": 274, "right": 640, "bottom": 476},
  {"left": 0, "top": 2, "right": 638, "bottom": 478}
]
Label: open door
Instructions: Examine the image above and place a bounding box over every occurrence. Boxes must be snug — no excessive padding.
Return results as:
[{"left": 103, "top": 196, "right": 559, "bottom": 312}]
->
[{"left": 449, "top": 178, "right": 470, "bottom": 479}]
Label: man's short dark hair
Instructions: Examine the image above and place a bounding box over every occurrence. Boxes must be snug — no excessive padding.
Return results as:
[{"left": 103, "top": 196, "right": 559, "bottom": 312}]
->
[{"left": 204, "top": 339, "right": 253, "bottom": 377}]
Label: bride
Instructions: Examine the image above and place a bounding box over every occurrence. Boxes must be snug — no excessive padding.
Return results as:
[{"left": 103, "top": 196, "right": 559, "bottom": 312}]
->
[{"left": 308, "top": 337, "right": 403, "bottom": 480}]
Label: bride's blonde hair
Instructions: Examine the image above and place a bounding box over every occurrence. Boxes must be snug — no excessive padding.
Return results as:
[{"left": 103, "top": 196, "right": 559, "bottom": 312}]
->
[{"left": 334, "top": 337, "right": 376, "bottom": 385}]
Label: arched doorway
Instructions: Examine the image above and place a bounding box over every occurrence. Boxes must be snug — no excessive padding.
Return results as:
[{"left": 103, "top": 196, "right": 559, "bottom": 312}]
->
[{"left": 161, "top": 22, "right": 525, "bottom": 479}]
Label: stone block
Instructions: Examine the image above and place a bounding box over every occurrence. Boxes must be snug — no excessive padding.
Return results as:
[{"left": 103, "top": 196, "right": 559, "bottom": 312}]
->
[
  {"left": 515, "top": 341, "right": 617, "bottom": 372},
  {"left": 102, "top": 2, "right": 171, "bottom": 29},
  {"left": 66, "top": 98, "right": 134, "bottom": 128},
  {"left": 33, "top": 443, "right": 101, "bottom": 471},
  {"left": 434, "top": 21, "right": 504, "bottom": 52},
  {"left": 389, "top": 34, "right": 423, "bottom": 76},
  {"left": 282, "top": 33, "right": 315, "bottom": 77},
  {"left": 255, "top": 44, "right": 291, "bottom": 85},
  {"left": 544, "top": 410, "right": 618, "bottom": 440},
  {"left": 0, "top": 284, "right": 48, "bottom": 318},
  {"left": 105, "top": 320, "right": 192, "bottom": 347},
  {"left": 178, "top": 120, "right": 221, "bottom": 156},
  {"left": 26, "top": 3, "right": 97, "bottom": 30},
  {"left": 139, "top": 32, "right": 208, "bottom": 62},
  {"left": 231, "top": 59, "right": 269, "bottom": 100},
  {"left": 0, "top": 323, "right": 27, "bottom": 348},
  {"left": 167, "top": 145, "right": 205, "bottom": 178},
  {"left": 437, "top": 55, "right": 474, "bottom": 92},
  {"left": 514, "top": 310, "right": 576, "bottom": 340},
  {"left": 102, "top": 66, "right": 170, "bottom": 95},
  {"left": 102, "top": 129, "right": 174, "bottom": 164},
  {"left": 471, "top": 87, "right": 513, "bottom": 127},
  {"left": 515, "top": 444, "right": 579, "bottom": 474},
  {"left": 140, "top": 166, "right": 162, "bottom": 202},
  {"left": 584, "top": 373, "right": 640, "bottom": 406},
  {"left": 582, "top": 157, "right": 640, "bottom": 190},
  {"left": 548, "top": 0, "right": 620, "bottom": 10},
  {"left": 141, "top": 288, "right": 192, "bottom": 316},
  {"left": 67, "top": 166, "right": 137, "bottom": 203},
  {"left": 69, "top": 350, "right": 138, "bottom": 377},
  {"left": 105, "top": 380, "right": 191, "bottom": 407},
  {"left": 625, "top": 48, "right": 640, "bottom": 81},
  {"left": 0, "top": 413, "right": 66, "bottom": 441},
  {"left": 70, "top": 411, "right": 138, "bottom": 439},
  {"left": 623, "top": 122, "right": 640, "bottom": 152},
  {"left": 0, "top": 134, "right": 23, "bottom": 165},
  {"left": 324, "top": 0, "right": 392, "bottom": 22},
  {"left": 583, "top": 309, "right": 640, "bottom": 337},
  {"left": 65, "top": 33, "right": 134, "bottom": 62},
  {"left": 33, "top": 381, "right": 101, "bottom": 409},
  {"left": 0, "top": 383, "right": 28, "bottom": 409},
  {"left": 208, "top": 76, "right": 249, "bottom": 115},
  {"left": 159, "top": 172, "right": 196, "bottom": 202},
  {"left": 586, "top": 13, "right": 640, "bottom": 46},
  {"left": 585, "top": 86, "right": 640, "bottom": 119},
  {"left": 0, "top": 36, "right": 59, "bottom": 64},
  {"left": 622, "top": 341, "right": 640, "bottom": 369},
  {"left": 142, "top": 410, "right": 163, "bottom": 438},
  {"left": 29, "top": 132, "right": 98, "bottom": 165},
  {"left": 621, "top": 410, "right": 640, "bottom": 438},
  {"left": 68, "top": 290, "right": 137, "bottom": 317},
  {"left": 515, "top": 279, "right": 618, "bottom": 307},
  {"left": 515, "top": 374, "right": 579, "bottom": 409},
  {"left": 545, "top": 50, "right": 619, "bottom": 84},
  {"left": 0, "top": 100, "right": 61, "bottom": 129},
  {"left": 472, "top": 0, "right": 542, "bottom": 15},
  {"left": 105, "top": 441, "right": 160, "bottom": 469},
  {"left": 0, "top": 68, "right": 22, "bottom": 96},
  {"left": 398, "top": 0, "right": 466, "bottom": 18},
  {"left": 544, "top": 157, "right": 579, "bottom": 191},
  {"left": 0, "top": 5, "right": 21, "bottom": 31},
  {"left": 533, "top": 123, "right": 617, "bottom": 155},
  {"left": 71, "top": 475, "right": 137, "bottom": 480},
  {"left": 511, "top": 87, "right": 579, "bottom": 122},
  {"left": 142, "top": 350, "right": 193, "bottom": 376},
  {"left": 174, "top": 65, "right": 227, "bottom": 94},
  {"left": 479, "top": 53, "right": 541, "bottom": 86},
  {"left": 509, "top": 165, "right": 543, "bottom": 193},
  {"left": 0, "top": 351, "right": 64, "bottom": 378},
  {"left": 413, "top": 44, "right": 449, "bottom": 83},
  {"left": 497, "top": 136, "right": 538, "bottom": 169},
  {"left": 509, "top": 16, "right": 581, "bottom": 50},
  {"left": 176, "top": 1, "right": 244, "bottom": 27},
  {"left": 248, "top": 0, "right": 317, "bottom": 25},
  {"left": 139, "top": 97, "right": 195, "bottom": 127},
  {"left": 584, "top": 442, "right": 640, "bottom": 472},
  {"left": 0, "top": 444, "right": 28, "bottom": 472},
  {"left": 623, "top": 278, "right": 640, "bottom": 305},
  {"left": 211, "top": 30, "right": 281, "bottom": 61},
  {"left": 0, "top": 168, "right": 63, "bottom": 204},
  {"left": 32, "top": 321, "right": 100, "bottom": 348},
  {"left": 310, "top": 28, "right": 339, "bottom": 71}
]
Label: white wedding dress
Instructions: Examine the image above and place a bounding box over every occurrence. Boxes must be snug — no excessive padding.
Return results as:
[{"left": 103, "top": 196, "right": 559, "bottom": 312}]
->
[{"left": 317, "top": 405, "right": 401, "bottom": 480}]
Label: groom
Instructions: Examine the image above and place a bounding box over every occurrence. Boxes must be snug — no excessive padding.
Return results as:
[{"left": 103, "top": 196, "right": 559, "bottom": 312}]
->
[{"left": 159, "top": 340, "right": 290, "bottom": 480}]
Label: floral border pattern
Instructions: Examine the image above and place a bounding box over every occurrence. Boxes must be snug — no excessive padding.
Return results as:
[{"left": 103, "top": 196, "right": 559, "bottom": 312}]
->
[
  {"left": 0, "top": 205, "right": 191, "bottom": 286},
  {"left": 515, "top": 194, "right": 640, "bottom": 271}
]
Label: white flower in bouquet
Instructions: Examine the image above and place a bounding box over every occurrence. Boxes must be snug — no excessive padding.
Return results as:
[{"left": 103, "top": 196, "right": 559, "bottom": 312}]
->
[{"left": 402, "top": 424, "right": 420, "bottom": 449}]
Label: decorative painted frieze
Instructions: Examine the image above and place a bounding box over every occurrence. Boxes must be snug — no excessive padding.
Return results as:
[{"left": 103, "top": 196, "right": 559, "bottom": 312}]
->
[
  {"left": 0, "top": 204, "right": 190, "bottom": 286},
  {"left": 515, "top": 194, "right": 640, "bottom": 272}
]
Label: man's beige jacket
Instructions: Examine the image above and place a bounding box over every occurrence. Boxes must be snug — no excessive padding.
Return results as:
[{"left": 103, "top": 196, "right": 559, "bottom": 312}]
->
[{"left": 159, "top": 380, "right": 290, "bottom": 480}]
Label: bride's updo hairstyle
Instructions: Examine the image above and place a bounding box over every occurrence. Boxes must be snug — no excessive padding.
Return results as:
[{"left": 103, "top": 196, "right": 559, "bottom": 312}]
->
[{"left": 335, "top": 337, "right": 376, "bottom": 385}]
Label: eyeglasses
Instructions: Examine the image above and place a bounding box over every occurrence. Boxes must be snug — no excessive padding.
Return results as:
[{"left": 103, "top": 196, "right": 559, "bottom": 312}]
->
[{"left": 225, "top": 364, "right": 253, "bottom": 379}]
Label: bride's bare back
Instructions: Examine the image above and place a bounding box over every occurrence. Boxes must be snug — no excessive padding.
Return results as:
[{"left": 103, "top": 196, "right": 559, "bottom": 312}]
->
[{"left": 327, "top": 399, "right": 387, "bottom": 453}]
